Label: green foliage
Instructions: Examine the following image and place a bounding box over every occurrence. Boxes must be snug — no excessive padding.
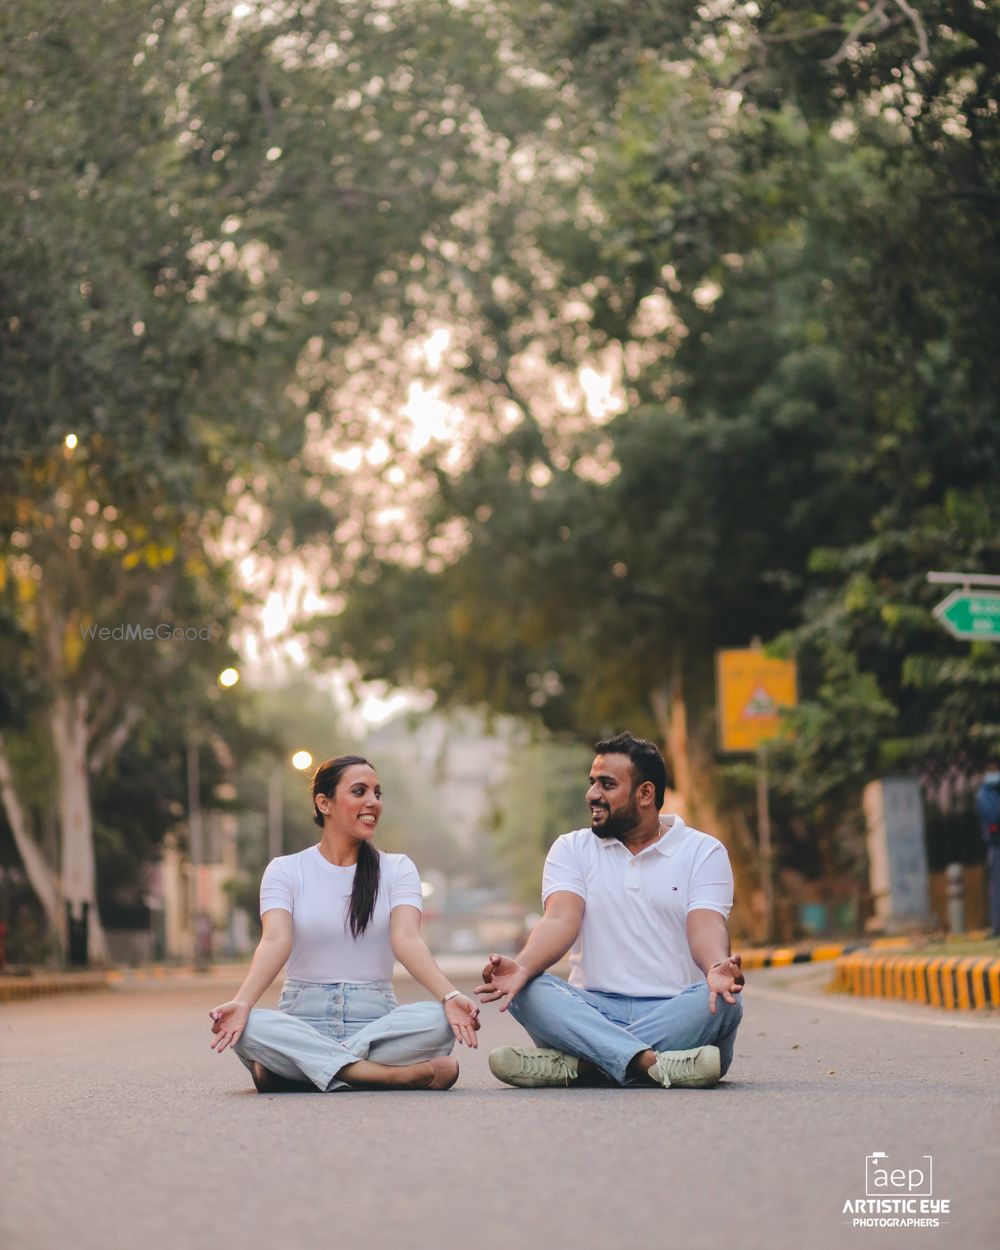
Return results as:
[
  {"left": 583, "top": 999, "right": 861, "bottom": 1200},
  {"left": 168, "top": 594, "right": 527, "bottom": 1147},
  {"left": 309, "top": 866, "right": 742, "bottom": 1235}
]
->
[
  {"left": 0, "top": 0, "right": 545, "bottom": 936},
  {"left": 5, "top": 0, "right": 999, "bottom": 932},
  {"left": 321, "top": 0, "right": 1000, "bottom": 898},
  {"left": 486, "top": 735, "right": 593, "bottom": 906}
]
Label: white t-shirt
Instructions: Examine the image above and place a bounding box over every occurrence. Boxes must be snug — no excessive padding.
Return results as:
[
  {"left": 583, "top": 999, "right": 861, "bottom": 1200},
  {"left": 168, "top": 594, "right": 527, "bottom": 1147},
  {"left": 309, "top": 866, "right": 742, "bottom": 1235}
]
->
[
  {"left": 542, "top": 814, "right": 734, "bottom": 998},
  {"left": 260, "top": 846, "right": 423, "bottom": 982}
]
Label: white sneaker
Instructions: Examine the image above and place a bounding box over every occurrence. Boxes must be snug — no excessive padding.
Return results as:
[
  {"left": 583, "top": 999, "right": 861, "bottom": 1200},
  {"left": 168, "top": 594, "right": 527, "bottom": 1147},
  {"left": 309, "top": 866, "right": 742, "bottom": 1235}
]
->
[
  {"left": 648, "top": 1045, "right": 721, "bottom": 1088},
  {"left": 488, "top": 1045, "right": 579, "bottom": 1088}
]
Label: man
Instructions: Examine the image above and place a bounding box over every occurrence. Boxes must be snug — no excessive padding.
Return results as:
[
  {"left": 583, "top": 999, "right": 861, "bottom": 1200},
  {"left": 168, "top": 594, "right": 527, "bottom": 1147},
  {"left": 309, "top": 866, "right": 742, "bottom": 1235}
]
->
[
  {"left": 975, "top": 764, "right": 1000, "bottom": 937},
  {"left": 476, "top": 732, "right": 744, "bottom": 1089}
]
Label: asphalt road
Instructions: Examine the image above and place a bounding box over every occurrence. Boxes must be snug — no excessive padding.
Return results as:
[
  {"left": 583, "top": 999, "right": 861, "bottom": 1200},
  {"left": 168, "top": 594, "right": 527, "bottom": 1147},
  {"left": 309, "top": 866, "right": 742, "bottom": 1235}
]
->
[{"left": 2, "top": 964, "right": 998, "bottom": 1250}]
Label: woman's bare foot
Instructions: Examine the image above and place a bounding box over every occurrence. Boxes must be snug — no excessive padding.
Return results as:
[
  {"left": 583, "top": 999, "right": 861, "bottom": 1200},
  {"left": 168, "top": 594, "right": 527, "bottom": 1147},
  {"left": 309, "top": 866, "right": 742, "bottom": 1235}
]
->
[
  {"left": 250, "top": 1061, "right": 314, "bottom": 1093},
  {"left": 339, "top": 1055, "right": 459, "bottom": 1090},
  {"left": 424, "top": 1056, "right": 459, "bottom": 1089}
]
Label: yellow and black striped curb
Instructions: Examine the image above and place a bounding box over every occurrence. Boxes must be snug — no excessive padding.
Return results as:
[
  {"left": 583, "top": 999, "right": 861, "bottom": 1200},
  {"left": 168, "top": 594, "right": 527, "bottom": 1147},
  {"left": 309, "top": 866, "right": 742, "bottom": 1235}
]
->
[
  {"left": 0, "top": 973, "right": 109, "bottom": 1003},
  {"left": 739, "top": 942, "right": 866, "bottom": 970},
  {"left": 0, "top": 955, "right": 481, "bottom": 1003},
  {"left": 0, "top": 963, "right": 241, "bottom": 1003},
  {"left": 831, "top": 951, "right": 1000, "bottom": 1010},
  {"left": 104, "top": 963, "right": 241, "bottom": 984}
]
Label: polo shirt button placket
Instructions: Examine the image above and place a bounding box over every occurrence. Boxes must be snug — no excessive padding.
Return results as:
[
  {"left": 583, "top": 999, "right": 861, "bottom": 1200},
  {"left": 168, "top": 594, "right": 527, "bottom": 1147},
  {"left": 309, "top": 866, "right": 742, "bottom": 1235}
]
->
[{"left": 626, "top": 858, "right": 641, "bottom": 891}]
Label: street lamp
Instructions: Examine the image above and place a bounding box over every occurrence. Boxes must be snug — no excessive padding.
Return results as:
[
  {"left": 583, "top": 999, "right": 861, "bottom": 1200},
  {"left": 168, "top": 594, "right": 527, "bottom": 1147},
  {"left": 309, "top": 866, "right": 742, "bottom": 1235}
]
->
[{"left": 268, "top": 749, "right": 314, "bottom": 861}]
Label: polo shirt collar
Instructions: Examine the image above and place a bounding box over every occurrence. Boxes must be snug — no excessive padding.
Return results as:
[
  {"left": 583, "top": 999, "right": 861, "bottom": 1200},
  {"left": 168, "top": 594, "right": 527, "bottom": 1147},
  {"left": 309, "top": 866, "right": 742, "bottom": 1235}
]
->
[
  {"left": 653, "top": 814, "right": 685, "bottom": 856},
  {"left": 596, "top": 814, "right": 686, "bottom": 856}
]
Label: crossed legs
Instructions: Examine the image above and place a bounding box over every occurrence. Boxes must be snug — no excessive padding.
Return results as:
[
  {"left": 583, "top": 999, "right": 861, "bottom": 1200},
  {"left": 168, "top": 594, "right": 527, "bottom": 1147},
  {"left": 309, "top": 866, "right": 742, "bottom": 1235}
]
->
[
  {"left": 507, "top": 974, "right": 743, "bottom": 1086},
  {"left": 234, "top": 1000, "right": 456, "bottom": 1091}
]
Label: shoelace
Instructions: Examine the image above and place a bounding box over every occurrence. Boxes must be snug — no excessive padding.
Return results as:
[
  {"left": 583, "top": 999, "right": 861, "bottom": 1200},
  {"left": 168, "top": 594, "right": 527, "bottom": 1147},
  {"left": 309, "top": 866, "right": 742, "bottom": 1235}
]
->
[
  {"left": 657, "top": 1053, "right": 699, "bottom": 1081},
  {"left": 518, "top": 1052, "right": 576, "bottom": 1083}
]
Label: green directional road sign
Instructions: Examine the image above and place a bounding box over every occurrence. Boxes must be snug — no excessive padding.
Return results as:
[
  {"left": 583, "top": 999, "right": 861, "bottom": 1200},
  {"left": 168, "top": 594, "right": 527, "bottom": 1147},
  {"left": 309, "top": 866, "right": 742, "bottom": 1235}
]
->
[{"left": 933, "top": 590, "right": 1000, "bottom": 641}]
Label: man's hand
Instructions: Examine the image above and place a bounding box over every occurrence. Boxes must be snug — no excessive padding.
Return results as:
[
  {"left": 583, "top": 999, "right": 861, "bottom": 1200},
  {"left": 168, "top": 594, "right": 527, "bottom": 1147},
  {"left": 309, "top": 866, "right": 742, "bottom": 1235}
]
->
[
  {"left": 444, "top": 993, "right": 482, "bottom": 1047},
  {"left": 208, "top": 1000, "right": 250, "bottom": 1053},
  {"left": 707, "top": 954, "right": 745, "bottom": 1015},
  {"left": 474, "top": 953, "right": 531, "bottom": 1012}
]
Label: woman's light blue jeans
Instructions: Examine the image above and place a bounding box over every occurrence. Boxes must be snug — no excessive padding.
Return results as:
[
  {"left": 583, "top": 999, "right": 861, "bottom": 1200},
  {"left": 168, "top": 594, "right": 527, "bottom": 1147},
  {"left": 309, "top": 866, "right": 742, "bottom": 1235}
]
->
[
  {"left": 233, "top": 979, "right": 455, "bottom": 1091},
  {"left": 508, "top": 974, "right": 743, "bottom": 1086}
]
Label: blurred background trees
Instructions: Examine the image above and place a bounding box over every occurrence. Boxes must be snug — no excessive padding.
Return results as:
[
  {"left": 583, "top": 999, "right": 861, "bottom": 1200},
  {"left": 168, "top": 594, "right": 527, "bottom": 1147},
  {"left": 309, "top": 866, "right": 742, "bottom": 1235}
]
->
[
  {"left": 2, "top": 0, "right": 998, "bottom": 959},
  {"left": 322, "top": 0, "right": 1000, "bottom": 929}
]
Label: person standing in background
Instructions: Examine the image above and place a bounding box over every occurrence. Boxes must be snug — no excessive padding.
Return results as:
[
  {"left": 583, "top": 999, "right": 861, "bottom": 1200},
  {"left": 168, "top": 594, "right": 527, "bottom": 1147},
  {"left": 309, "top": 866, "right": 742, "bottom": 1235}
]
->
[{"left": 975, "top": 764, "right": 1000, "bottom": 937}]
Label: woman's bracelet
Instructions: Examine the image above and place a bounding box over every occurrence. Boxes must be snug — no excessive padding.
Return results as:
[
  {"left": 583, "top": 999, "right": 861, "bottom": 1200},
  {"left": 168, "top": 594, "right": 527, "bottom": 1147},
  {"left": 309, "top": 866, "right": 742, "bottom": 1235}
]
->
[{"left": 441, "top": 989, "right": 462, "bottom": 1005}]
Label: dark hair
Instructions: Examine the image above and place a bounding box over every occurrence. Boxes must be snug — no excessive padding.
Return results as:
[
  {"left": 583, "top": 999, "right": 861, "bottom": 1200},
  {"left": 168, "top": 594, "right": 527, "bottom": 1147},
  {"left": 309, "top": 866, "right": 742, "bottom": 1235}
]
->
[
  {"left": 311, "top": 754, "right": 381, "bottom": 939},
  {"left": 594, "top": 732, "right": 669, "bottom": 808}
]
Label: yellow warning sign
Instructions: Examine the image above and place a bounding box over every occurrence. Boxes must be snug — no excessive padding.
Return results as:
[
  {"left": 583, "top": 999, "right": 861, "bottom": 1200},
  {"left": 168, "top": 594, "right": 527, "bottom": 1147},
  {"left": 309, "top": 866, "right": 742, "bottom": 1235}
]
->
[{"left": 716, "top": 649, "right": 797, "bottom": 753}]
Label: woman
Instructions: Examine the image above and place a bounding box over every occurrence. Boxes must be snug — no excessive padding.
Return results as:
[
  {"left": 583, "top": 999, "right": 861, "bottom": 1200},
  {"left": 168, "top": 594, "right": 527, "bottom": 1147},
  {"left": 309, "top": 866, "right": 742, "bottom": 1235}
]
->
[{"left": 209, "top": 754, "right": 480, "bottom": 1091}]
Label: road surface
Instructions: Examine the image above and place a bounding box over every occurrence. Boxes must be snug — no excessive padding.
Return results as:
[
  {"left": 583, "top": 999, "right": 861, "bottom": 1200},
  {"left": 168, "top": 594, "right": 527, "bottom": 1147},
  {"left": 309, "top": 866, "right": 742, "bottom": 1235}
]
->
[{"left": 2, "top": 963, "right": 998, "bottom": 1250}]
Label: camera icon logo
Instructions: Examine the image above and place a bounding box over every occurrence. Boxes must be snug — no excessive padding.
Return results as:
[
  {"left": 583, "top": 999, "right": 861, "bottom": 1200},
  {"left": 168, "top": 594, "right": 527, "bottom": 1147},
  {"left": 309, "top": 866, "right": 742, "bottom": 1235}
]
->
[{"left": 865, "top": 1152, "right": 933, "bottom": 1198}]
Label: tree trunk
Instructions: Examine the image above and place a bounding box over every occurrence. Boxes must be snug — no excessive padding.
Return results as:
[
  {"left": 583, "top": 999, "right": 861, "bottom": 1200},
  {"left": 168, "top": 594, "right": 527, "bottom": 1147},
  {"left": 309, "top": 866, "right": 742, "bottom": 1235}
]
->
[
  {"left": 0, "top": 730, "right": 64, "bottom": 942},
  {"left": 50, "top": 692, "right": 108, "bottom": 963},
  {"left": 650, "top": 671, "right": 690, "bottom": 809},
  {"left": 651, "top": 669, "right": 765, "bottom": 943}
]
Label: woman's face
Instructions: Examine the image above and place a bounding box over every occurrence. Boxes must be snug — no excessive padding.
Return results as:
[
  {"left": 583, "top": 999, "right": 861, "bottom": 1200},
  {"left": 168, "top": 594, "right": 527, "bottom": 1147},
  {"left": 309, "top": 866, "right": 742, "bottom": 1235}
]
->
[{"left": 321, "top": 763, "right": 383, "bottom": 842}]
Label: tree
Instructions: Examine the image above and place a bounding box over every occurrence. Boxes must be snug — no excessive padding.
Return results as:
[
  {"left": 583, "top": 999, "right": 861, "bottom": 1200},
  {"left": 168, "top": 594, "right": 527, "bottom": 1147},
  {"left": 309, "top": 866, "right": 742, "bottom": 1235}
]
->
[
  {"left": 317, "top": 0, "right": 1000, "bottom": 913},
  {"left": 0, "top": 0, "right": 553, "bottom": 956},
  {"left": 486, "top": 733, "right": 593, "bottom": 906}
]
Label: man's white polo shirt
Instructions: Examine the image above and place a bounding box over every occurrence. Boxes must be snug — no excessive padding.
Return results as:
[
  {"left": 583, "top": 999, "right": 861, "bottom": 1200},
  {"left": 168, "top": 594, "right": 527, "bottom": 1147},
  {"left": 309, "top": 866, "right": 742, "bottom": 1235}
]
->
[{"left": 541, "top": 814, "right": 734, "bottom": 998}]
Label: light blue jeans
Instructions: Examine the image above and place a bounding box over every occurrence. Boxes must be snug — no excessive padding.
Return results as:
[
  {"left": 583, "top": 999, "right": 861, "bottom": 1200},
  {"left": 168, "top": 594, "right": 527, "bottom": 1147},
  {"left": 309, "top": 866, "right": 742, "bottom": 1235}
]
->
[
  {"left": 508, "top": 974, "right": 743, "bottom": 1086},
  {"left": 234, "top": 979, "right": 455, "bottom": 1091}
]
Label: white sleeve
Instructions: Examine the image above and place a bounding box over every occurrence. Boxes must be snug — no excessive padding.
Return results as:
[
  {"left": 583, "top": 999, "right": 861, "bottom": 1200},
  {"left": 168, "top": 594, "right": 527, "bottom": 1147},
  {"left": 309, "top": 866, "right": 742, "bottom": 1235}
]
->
[
  {"left": 686, "top": 841, "right": 734, "bottom": 919},
  {"left": 388, "top": 854, "right": 424, "bottom": 911},
  {"left": 541, "top": 836, "right": 587, "bottom": 904},
  {"left": 260, "top": 857, "right": 293, "bottom": 917}
]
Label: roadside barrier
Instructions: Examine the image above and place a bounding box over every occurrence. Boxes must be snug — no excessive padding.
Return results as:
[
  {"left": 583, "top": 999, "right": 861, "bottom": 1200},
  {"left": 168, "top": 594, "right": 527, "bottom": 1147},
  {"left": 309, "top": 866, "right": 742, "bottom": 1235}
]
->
[
  {"left": 739, "top": 943, "right": 865, "bottom": 970},
  {"left": 0, "top": 972, "right": 108, "bottom": 1003},
  {"left": 831, "top": 951, "right": 1000, "bottom": 1010},
  {"left": 0, "top": 962, "right": 239, "bottom": 1003}
]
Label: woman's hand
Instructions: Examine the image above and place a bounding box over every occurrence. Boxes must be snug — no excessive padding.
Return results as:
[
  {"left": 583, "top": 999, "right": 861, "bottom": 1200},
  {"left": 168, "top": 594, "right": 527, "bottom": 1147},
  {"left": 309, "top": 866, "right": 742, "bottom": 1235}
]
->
[
  {"left": 209, "top": 1000, "right": 250, "bottom": 1053},
  {"left": 444, "top": 993, "right": 481, "bottom": 1048}
]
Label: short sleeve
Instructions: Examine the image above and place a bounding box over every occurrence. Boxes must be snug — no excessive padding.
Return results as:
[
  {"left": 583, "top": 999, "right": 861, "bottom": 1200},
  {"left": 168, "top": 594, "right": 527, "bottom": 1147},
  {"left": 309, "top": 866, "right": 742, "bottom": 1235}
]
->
[
  {"left": 388, "top": 854, "right": 424, "bottom": 911},
  {"left": 686, "top": 841, "right": 734, "bottom": 919},
  {"left": 542, "top": 835, "right": 587, "bottom": 904},
  {"left": 260, "top": 857, "right": 293, "bottom": 917}
]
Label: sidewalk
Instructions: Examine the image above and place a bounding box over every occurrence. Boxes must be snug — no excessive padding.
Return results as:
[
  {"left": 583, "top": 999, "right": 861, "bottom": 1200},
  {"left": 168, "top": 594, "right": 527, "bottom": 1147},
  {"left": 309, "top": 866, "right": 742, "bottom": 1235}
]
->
[
  {"left": 738, "top": 940, "right": 867, "bottom": 970},
  {"left": 7, "top": 943, "right": 998, "bottom": 1010},
  {"left": 0, "top": 955, "right": 490, "bottom": 1004},
  {"left": 0, "top": 969, "right": 110, "bottom": 1003}
]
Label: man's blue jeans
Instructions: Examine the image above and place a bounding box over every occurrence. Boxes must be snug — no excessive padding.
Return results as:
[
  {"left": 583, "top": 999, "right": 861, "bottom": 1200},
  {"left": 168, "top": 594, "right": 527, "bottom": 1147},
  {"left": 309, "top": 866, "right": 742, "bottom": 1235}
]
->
[{"left": 508, "top": 974, "right": 743, "bottom": 1086}]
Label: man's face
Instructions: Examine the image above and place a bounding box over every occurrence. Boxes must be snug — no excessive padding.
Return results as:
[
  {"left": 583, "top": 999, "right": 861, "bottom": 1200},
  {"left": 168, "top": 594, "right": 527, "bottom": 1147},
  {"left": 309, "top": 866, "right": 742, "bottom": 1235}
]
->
[{"left": 586, "top": 753, "right": 641, "bottom": 841}]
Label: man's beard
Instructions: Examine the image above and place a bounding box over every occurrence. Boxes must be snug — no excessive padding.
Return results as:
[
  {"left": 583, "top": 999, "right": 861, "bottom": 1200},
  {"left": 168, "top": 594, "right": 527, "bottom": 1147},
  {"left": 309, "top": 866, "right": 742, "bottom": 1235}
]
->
[{"left": 591, "top": 792, "right": 641, "bottom": 842}]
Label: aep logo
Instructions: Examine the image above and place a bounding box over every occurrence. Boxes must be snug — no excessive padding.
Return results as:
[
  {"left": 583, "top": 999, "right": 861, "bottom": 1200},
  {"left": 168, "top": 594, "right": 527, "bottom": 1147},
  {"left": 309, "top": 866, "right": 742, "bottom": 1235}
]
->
[{"left": 865, "top": 1152, "right": 933, "bottom": 1198}]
